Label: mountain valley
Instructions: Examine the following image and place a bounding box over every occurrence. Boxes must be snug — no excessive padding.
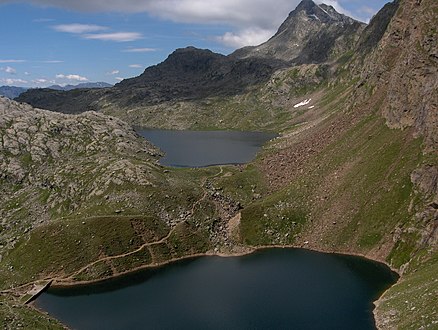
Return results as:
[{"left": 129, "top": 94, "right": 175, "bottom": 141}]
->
[{"left": 1, "top": 0, "right": 437, "bottom": 328}]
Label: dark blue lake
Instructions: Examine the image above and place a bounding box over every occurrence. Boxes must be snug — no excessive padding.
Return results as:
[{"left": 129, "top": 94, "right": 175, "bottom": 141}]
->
[
  {"left": 35, "top": 248, "right": 397, "bottom": 330},
  {"left": 136, "top": 129, "right": 277, "bottom": 167}
]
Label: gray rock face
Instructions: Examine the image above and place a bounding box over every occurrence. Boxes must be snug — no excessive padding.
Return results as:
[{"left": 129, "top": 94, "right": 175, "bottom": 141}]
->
[
  {"left": 356, "top": 1, "right": 400, "bottom": 55},
  {"left": 412, "top": 165, "right": 438, "bottom": 200},
  {"left": 358, "top": 0, "right": 438, "bottom": 151}
]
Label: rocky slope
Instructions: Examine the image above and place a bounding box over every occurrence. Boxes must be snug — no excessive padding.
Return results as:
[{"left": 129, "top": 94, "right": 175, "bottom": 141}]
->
[
  {"left": 238, "top": 0, "right": 437, "bottom": 328},
  {"left": 0, "top": 96, "right": 159, "bottom": 252}
]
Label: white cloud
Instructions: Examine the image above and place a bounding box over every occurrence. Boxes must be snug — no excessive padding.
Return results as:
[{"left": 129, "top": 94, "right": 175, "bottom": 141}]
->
[
  {"left": 33, "top": 18, "right": 54, "bottom": 22},
  {"left": 0, "top": 78, "right": 28, "bottom": 85},
  {"left": 115, "top": 77, "right": 124, "bottom": 81},
  {"left": 355, "top": 5, "right": 377, "bottom": 22},
  {"left": 107, "top": 70, "right": 120, "bottom": 75},
  {"left": 129, "top": 64, "right": 143, "bottom": 68},
  {"left": 0, "top": 0, "right": 379, "bottom": 25},
  {"left": 24, "top": 71, "right": 30, "bottom": 75},
  {"left": 1, "top": 66, "right": 17, "bottom": 74},
  {"left": 33, "top": 78, "right": 48, "bottom": 83},
  {"left": 52, "top": 23, "right": 141, "bottom": 43},
  {"left": 0, "top": 1, "right": 302, "bottom": 29},
  {"left": 0, "top": 59, "right": 26, "bottom": 63},
  {"left": 0, "top": 0, "right": 383, "bottom": 47},
  {"left": 82, "top": 32, "right": 142, "bottom": 42},
  {"left": 56, "top": 74, "right": 88, "bottom": 81},
  {"left": 217, "top": 28, "right": 275, "bottom": 48},
  {"left": 52, "top": 23, "right": 108, "bottom": 34},
  {"left": 41, "top": 60, "right": 64, "bottom": 63},
  {"left": 123, "top": 48, "right": 157, "bottom": 53},
  {"left": 31, "top": 79, "right": 56, "bottom": 86}
]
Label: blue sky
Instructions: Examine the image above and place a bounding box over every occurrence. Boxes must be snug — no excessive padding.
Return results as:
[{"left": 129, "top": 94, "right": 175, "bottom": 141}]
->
[{"left": 0, "top": 0, "right": 390, "bottom": 87}]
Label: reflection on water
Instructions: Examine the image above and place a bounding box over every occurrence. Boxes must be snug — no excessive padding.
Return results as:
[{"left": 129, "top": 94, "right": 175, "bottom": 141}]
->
[{"left": 136, "top": 129, "right": 277, "bottom": 167}]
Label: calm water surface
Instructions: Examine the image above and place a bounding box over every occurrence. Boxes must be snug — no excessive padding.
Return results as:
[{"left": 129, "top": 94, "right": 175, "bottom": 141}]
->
[
  {"left": 136, "top": 129, "right": 277, "bottom": 167},
  {"left": 35, "top": 248, "right": 397, "bottom": 330}
]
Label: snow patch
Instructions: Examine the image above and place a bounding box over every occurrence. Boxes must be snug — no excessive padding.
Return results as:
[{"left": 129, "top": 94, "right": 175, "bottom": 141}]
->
[
  {"left": 294, "top": 99, "right": 312, "bottom": 108},
  {"left": 308, "top": 105, "right": 315, "bottom": 109},
  {"left": 317, "top": 5, "right": 330, "bottom": 16}
]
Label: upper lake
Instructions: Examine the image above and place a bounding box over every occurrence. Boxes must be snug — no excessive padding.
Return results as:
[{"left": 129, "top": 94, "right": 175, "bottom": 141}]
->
[
  {"left": 136, "top": 129, "right": 277, "bottom": 167},
  {"left": 35, "top": 248, "right": 397, "bottom": 330}
]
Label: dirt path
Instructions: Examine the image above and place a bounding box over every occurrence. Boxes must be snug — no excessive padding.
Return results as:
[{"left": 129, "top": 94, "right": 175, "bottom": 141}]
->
[{"left": 62, "top": 222, "right": 183, "bottom": 281}]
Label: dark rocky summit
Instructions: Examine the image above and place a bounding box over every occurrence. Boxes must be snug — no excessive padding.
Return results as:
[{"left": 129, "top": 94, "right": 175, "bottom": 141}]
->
[{"left": 114, "top": 47, "right": 287, "bottom": 103}]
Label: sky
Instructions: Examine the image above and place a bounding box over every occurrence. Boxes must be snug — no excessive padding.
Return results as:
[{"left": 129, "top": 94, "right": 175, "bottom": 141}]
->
[{"left": 0, "top": 0, "right": 390, "bottom": 87}]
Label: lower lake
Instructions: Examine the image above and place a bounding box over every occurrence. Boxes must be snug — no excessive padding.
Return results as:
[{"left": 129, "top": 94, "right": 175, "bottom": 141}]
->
[
  {"left": 35, "top": 248, "right": 397, "bottom": 330},
  {"left": 135, "top": 129, "right": 277, "bottom": 167}
]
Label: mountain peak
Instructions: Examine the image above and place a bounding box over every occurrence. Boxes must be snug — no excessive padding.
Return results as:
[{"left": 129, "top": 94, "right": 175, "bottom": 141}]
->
[
  {"left": 295, "top": 0, "right": 317, "bottom": 12},
  {"left": 285, "top": 0, "right": 356, "bottom": 26},
  {"left": 232, "top": 0, "right": 364, "bottom": 62}
]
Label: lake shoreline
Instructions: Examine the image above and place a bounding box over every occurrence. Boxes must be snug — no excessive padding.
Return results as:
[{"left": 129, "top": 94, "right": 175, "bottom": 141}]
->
[
  {"left": 39, "top": 243, "right": 399, "bottom": 289},
  {"left": 31, "top": 244, "right": 399, "bottom": 330}
]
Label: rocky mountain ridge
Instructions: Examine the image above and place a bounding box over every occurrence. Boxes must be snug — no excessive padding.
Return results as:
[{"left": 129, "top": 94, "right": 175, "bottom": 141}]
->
[
  {"left": 46, "top": 82, "right": 112, "bottom": 91},
  {"left": 16, "top": 0, "right": 363, "bottom": 115},
  {"left": 0, "top": 83, "right": 112, "bottom": 100},
  {"left": 113, "top": 46, "right": 287, "bottom": 103},
  {"left": 0, "top": 86, "right": 28, "bottom": 99}
]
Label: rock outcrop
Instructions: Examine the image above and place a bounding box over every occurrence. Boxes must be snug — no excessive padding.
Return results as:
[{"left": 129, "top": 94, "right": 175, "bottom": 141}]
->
[
  {"left": 359, "top": 0, "right": 438, "bottom": 151},
  {"left": 0, "top": 96, "right": 162, "bottom": 255}
]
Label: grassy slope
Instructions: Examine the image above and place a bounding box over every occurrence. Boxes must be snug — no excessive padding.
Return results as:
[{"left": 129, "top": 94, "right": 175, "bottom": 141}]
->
[
  {"left": 214, "top": 81, "right": 437, "bottom": 328},
  {"left": 236, "top": 104, "right": 426, "bottom": 256},
  {"left": 375, "top": 253, "right": 438, "bottom": 329},
  {"left": 0, "top": 168, "right": 216, "bottom": 283},
  {"left": 0, "top": 295, "right": 65, "bottom": 329},
  {"left": 100, "top": 65, "right": 326, "bottom": 132}
]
